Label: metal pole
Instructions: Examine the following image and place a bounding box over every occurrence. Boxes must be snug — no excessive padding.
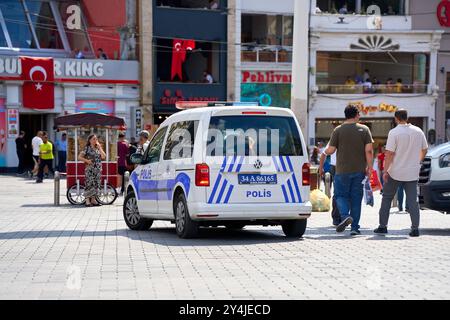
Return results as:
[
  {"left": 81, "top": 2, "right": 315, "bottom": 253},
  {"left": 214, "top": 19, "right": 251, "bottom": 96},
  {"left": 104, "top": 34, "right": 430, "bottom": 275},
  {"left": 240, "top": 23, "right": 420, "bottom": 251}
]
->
[
  {"left": 54, "top": 171, "right": 60, "bottom": 206},
  {"left": 324, "top": 172, "right": 331, "bottom": 198},
  {"left": 124, "top": 171, "right": 130, "bottom": 197}
]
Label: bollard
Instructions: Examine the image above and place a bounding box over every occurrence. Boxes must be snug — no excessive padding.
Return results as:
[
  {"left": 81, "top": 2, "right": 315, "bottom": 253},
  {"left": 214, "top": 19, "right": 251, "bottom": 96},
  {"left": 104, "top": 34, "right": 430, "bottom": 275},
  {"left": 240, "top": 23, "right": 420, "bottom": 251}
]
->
[
  {"left": 124, "top": 171, "right": 130, "bottom": 197},
  {"left": 324, "top": 172, "right": 331, "bottom": 198},
  {"left": 54, "top": 171, "right": 60, "bottom": 206}
]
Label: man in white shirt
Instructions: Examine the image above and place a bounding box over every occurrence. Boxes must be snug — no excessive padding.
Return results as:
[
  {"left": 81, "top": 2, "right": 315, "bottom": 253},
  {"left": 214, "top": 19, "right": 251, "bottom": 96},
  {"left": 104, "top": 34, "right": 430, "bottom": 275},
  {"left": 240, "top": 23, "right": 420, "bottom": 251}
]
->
[
  {"left": 203, "top": 71, "right": 213, "bottom": 84},
  {"left": 374, "top": 109, "right": 428, "bottom": 237},
  {"left": 31, "top": 131, "right": 44, "bottom": 176}
]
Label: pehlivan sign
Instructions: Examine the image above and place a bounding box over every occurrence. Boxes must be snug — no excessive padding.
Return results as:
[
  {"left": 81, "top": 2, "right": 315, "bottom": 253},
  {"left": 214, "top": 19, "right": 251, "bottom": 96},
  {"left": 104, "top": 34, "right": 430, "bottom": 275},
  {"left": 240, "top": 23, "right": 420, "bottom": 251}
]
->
[{"left": 0, "top": 56, "right": 139, "bottom": 84}]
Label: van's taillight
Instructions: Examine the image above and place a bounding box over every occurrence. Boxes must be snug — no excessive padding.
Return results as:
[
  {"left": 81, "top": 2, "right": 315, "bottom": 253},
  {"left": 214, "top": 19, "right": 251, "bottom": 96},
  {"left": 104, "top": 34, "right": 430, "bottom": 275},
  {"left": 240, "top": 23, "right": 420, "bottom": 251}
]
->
[
  {"left": 241, "top": 111, "right": 266, "bottom": 115},
  {"left": 302, "top": 163, "right": 310, "bottom": 186},
  {"left": 195, "top": 163, "right": 210, "bottom": 187}
]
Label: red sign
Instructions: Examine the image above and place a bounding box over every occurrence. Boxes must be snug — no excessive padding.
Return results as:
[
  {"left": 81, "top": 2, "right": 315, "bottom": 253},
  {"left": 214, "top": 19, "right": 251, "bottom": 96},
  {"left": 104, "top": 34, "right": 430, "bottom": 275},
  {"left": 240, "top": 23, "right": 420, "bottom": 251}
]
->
[
  {"left": 21, "top": 57, "right": 54, "bottom": 109},
  {"left": 171, "top": 39, "right": 196, "bottom": 81},
  {"left": 160, "top": 89, "right": 218, "bottom": 105},
  {"left": 437, "top": 0, "right": 450, "bottom": 27},
  {"left": 242, "top": 71, "right": 292, "bottom": 84}
]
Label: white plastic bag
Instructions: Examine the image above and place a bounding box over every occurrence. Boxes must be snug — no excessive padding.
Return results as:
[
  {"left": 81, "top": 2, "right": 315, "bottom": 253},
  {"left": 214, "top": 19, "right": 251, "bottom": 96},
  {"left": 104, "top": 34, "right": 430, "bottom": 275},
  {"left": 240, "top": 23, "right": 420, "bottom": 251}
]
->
[
  {"left": 310, "top": 189, "right": 331, "bottom": 212},
  {"left": 362, "top": 177, "right": 374, "bottom": 207}
]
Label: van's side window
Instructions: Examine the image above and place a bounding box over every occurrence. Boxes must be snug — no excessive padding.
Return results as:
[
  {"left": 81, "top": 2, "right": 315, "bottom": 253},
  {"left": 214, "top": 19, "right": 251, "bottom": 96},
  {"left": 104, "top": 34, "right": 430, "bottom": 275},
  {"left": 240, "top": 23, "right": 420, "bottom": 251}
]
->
[
  {"left": 144, "top": 127, "right": 167, "bottom": 164},
  {"left": 164, "top": 121, "right": 198, "bottom": 160}
]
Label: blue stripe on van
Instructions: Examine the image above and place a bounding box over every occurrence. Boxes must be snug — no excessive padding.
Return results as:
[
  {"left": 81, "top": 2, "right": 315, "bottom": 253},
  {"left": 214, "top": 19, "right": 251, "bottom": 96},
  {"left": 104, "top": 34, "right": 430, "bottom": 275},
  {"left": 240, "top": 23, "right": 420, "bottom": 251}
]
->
[
  {"left": 286, "top": 156, "right": 302, "bottom": 203},
  {"left": 224, "top": 184, "right": 234, "bottom": 204},
  {"left": 281, "top": 184, "right": 289, "bottom": 203},
  {"left": 286, "top": 178, "right": 296, "bottom": 203},
  {"left": 208, "top": 157, "right": 228, "bottom": 204},
  {"left": 216, "top": 179, "right": 228, "bottom": 204},
  {"left": 279, "top": 156, "right": 287, "bottom": 172},
  {"left": 228, "top": 155, "right": 237, "bottom": 172},
  {"left": 235, "top": 156, "right": 244, "bottom": 172}
]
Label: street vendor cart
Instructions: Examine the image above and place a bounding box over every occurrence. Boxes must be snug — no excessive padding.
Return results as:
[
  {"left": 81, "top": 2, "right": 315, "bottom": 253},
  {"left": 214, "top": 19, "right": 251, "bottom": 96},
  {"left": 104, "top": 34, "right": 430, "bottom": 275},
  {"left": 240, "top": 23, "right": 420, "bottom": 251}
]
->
[{"left": 55, "top": 113, "right": 125, "bottom": 205}]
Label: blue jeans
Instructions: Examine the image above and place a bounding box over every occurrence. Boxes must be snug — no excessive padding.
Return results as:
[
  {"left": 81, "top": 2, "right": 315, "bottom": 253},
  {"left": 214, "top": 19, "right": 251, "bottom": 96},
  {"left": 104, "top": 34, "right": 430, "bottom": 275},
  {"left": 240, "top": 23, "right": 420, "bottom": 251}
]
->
[{"left": 334, "top": 172, "right": 366, "bottom": 231}]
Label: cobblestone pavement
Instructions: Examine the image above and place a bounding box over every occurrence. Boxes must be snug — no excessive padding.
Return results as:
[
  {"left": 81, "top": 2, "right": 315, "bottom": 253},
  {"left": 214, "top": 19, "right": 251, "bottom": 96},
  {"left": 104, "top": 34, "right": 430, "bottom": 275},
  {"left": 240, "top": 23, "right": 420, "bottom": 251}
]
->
[{"left": 0, "top": 175, "right": 450, "bottom": 300}]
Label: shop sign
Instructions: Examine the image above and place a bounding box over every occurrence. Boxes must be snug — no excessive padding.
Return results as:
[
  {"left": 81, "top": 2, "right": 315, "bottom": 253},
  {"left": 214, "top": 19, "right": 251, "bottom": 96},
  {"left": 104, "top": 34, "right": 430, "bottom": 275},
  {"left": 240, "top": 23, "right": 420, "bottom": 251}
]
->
[
  {"left": 437, "top": 0, "right": 450, "bottom": 27},
  {"left": 0, "top": 56, "right": 138, "bottom": 84},
  {"left": 348, "top": 101, "right": 398, "bottom": 115},
  {"left": 242, "top": 71, "right": 292, "bottom": 84},
  {"left": 75, "top": 100, "right": 115, "bottom": 115},
  {"left": 7, "top": 109, "right": 19, "bottom": 138},
  {"left": 160, "top": 89, "right": 219, "bottom": 105},
  {"left": 134, "top": 108, "right": 142, "bottom": 137}
]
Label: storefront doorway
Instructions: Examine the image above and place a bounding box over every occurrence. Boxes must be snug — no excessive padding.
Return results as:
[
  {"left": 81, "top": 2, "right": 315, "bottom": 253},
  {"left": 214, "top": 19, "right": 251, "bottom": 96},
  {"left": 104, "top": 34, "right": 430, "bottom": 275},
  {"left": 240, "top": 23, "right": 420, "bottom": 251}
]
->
[{"left": 19, "top": 114, "right": 48, "bottom": 170}]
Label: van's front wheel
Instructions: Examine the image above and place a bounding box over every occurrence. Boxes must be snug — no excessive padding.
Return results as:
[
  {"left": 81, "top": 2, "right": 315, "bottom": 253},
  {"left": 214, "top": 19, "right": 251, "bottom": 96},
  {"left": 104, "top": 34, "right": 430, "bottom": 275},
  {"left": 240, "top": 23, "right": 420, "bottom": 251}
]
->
[
  {"left": 174, "top": 193, "right": 198, "bottom": 239},
  {"left": 123, "top": 192, "right": 153, "bottom": 230},
  {"left": 281, "top": 219, "right": 307, "bottom": 238}
]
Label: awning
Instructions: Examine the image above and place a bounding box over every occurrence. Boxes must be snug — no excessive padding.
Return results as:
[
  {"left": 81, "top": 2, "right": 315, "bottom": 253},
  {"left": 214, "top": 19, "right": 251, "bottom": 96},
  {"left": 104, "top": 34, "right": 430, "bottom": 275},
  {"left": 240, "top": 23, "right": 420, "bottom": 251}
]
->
[{"left": 54, "top": 113, "right": 126, "bottom": 129}]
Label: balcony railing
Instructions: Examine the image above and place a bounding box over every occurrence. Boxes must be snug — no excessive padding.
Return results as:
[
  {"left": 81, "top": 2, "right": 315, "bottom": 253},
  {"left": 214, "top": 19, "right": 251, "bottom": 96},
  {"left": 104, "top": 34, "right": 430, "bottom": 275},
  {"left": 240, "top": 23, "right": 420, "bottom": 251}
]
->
[
  {"left": 241, "top": 45, "right": 292, "bottom": 63},
  {"left": 316, "top": 84, "right": 428, "bottom": 94}
]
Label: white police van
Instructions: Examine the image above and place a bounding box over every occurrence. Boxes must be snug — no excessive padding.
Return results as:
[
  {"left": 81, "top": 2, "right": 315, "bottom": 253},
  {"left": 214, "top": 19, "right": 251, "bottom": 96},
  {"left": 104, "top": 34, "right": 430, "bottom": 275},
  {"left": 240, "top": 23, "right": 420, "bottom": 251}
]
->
[{"left": 123, "top": 102, "right": 312, "bottom": 238}]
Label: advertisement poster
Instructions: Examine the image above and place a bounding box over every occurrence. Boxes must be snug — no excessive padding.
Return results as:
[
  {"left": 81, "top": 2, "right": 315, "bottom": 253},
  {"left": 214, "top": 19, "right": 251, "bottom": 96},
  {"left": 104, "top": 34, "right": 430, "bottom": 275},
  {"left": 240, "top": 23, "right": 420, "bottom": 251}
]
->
[
  {"left": 0, "top": 99, "right": 6, "bottom": 167},
  {"left": 7, "top": 109, "right": 19, "bottom": 138},
  {"left": 241, "top": 83, "right": 291, "bottom": 108},
  {"left": 75, "top": 100, "right": 115, "bottom": 115}
]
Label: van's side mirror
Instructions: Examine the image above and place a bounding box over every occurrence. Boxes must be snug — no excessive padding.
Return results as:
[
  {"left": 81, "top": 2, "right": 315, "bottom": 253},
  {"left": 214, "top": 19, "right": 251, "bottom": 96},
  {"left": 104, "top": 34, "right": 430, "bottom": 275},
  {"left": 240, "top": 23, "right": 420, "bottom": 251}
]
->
[{"left": 130, "top": 153, "right": 143, "bottom": 165}]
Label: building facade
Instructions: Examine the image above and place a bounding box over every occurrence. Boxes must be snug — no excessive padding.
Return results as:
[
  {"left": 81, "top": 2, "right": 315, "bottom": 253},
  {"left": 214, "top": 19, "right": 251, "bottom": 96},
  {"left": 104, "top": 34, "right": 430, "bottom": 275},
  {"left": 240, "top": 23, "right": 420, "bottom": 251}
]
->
[
  {"left": 309, "top": 0, "right": 442, "bottom": 149},
  {"left": 0, "top": 0, "right": 140, "bottom": 172},
  {"left": 233, "top": 0, "right": 295, "bottom": 109},
  {"left": 410, "top": 0, "right": 450, "bottom": 143}
]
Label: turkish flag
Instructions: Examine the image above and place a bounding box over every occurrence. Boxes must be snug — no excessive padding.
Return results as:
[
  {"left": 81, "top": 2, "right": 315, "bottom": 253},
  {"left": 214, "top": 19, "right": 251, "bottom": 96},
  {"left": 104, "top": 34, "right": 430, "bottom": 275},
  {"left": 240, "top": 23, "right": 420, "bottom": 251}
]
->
[
  {"left": 21, "top": 57, "right": 54, "bottom": 109},
  {"left": 171, "top": 39, "right": 196, "bottom": 81}
]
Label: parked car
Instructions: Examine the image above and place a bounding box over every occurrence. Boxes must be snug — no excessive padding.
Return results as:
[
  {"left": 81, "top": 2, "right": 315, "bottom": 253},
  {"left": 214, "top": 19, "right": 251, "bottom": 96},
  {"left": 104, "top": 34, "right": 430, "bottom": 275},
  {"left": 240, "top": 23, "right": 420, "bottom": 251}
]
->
[
  {"left": 123, "top": 104, "right": 312, "bottom": 238},
  {"left": 419, "top": 142, "right": 450, "bottom": 214}
]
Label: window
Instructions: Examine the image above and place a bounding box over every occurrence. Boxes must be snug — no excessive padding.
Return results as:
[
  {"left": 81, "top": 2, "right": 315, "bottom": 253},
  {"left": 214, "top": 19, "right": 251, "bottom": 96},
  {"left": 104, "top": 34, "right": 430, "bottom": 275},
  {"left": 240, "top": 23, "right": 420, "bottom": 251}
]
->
[
  {"left": 164, "top": 121, "right": 198, "bottom": 160},
  {"left": 1, "top": 0, "right": 36, "bottom": 48},
  {"left": 157, "top": 0, "right": 221, "bottom": 10},
  {"left": 315, "top": 0, "right": 406, "bottom": 15},
  {"left": 156, "top": 38, "right": 220, "bottom": 83},
  {"left": 26, "top": 0, "right": 63, "bottom": 49},
  {"left": 241, "top": 14, "right": 293, "bottom": 46},
  {"left": 144, "top": 127, "right": 167, "bottom": 164},
  {"left": 207, "top": 116, "right": 303, "bottom": 156},
  {"left": 0, "top": 24, "right": 7, "bottom": 47}
]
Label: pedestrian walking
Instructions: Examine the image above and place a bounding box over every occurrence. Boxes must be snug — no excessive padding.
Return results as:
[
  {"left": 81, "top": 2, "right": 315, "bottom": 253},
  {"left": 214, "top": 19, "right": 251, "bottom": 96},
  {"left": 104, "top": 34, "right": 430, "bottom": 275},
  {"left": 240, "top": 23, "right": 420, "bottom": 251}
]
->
[
  {"left": 117, "top": 132, "right": 129, "bottom": 195},
  {"left": 31, "top": 131, "right": 43, "bottom": 177},
  {"left": 15, "top": 131, "right": 27, "bottom": 175},
  {"left": 319, "top": 144, "right": 340, "bottom": 226},
  {"left": 56, "top": 133, "right": 67, "bottom": 173},
  {"left": 36, "top": 132, "right": 54, "bottom": 183},
  {"left": 78, "top": 134, "right": 106, "bottom": 207},
  {"left": 374, "top": 109, "right": 428, "bottom": 237},
  {"left": 322, "top": 105, "right": 374, "bottom": 235}
]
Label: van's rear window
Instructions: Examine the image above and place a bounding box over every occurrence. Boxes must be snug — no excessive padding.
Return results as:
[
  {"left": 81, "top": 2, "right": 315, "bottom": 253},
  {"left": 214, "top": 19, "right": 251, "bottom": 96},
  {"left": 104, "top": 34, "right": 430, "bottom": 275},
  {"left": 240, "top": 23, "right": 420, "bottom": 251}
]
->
[{"left": 207, "top": 115, "right": 303, "bottom": 156}]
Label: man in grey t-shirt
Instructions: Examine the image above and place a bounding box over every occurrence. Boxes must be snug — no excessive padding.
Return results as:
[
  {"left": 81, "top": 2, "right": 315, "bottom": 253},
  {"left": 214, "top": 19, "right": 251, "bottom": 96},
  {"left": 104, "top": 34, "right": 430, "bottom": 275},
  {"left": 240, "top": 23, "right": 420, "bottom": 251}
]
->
[{"left": 374, "top": 109, "right": 428, "bottom": 237}]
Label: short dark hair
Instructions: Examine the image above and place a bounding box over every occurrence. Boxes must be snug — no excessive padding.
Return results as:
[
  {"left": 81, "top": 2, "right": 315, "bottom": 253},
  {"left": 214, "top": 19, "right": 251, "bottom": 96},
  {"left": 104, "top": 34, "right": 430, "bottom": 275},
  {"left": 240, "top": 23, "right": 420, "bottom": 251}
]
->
[
  {"left": 394, "top": 109, "right": 408, "bottom": 121},
  {"left": 344, "top": 104, "right": 359, "bottom": 119},
  {"left": 118, "top": 132, "right": 125, "bottom": 138},
  {"left": 42, "top": 131, "right": 48, "bottom": 137}
]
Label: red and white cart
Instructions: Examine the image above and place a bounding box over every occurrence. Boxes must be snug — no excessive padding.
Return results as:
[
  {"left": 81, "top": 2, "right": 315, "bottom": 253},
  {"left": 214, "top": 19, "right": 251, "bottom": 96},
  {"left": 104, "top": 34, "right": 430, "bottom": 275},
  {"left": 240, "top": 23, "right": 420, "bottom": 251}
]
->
[{"left": 54, "top": 113, "right": 125, "bottom": 205}]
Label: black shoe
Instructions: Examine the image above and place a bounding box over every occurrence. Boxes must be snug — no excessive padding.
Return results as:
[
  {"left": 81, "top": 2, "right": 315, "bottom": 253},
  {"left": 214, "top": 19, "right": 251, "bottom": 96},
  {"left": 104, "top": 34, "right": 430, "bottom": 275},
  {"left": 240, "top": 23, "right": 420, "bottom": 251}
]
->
[
  {"left": 336, "top": 217, "right": 353, "bottom": 233},
  {"left": 350, "top": 229, "right": 361, "bottom": 236},
  {"left": 374, "top": 226, "right": 388, "bottom": 234},
  {"left": 409, "top": 229, "right": 419, "bottom": 237},
  {"left": 35, "top": 180, "right": 43, "bottom": 183}
]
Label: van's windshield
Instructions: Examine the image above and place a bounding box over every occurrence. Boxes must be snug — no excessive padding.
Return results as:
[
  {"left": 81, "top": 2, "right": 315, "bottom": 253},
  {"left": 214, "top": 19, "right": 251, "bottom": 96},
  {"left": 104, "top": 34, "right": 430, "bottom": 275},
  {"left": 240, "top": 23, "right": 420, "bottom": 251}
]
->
[{"left": 207, "top": 115, "right": 303, "bottom": 156}]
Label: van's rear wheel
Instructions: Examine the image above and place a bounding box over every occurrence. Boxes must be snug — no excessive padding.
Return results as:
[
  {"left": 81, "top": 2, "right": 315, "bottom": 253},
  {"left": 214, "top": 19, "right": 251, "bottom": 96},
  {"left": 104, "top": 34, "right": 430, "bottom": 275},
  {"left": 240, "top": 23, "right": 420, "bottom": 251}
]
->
[
  {"left": 123, "top": 192, "right": 153, "bottom": 230},
  {"left": 281, "top": 219, "right": 307, "bottom": 238},
  {"left": 174, "top": 193, "right": 198, "bottom": 239}
]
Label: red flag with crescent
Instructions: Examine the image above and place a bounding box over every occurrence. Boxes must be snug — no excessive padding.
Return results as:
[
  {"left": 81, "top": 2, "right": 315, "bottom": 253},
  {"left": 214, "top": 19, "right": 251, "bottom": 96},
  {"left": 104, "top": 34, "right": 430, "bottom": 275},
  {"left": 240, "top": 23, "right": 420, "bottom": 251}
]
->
[
  {"left": 21, "top": 56, "right": 54, "bottom": 109},
  {"left": 171, "top": 39, "right": 196, "bottom": 81}
]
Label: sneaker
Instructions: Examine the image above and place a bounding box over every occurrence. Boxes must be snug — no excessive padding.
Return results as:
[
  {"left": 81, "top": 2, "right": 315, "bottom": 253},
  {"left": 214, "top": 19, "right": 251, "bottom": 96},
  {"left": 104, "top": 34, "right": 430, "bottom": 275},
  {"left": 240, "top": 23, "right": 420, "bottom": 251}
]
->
[
  {"left": 350, "top": 230, "right": 361, "bottom": 236},
  {"left": 374, "top": 226, "right": 388, "bottom": 234},
  {"left": 336, "top": 216, "right": 353, "bottom": 233},
  {"left": 409, "top": 229, "right": 420, "bottom": 237},
  {"left": 35, "top": 180, "right": 43, "bottom": 183}
]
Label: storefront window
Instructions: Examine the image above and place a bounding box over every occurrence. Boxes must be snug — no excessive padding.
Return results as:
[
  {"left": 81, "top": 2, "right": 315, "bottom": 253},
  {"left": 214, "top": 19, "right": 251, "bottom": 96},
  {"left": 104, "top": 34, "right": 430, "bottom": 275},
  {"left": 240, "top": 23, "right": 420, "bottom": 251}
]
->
[
  {"left": 26, "top": 0, "right": 63, "bottom": 49},
  {"left": 315, "top": 0, "right": 406, "bottom": 15},
  {"left": 1, "top": 0, "right": 37, "bottom": 49},
  {"left": 157, "top": 0, "right": 221, "bottom": 10}
]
